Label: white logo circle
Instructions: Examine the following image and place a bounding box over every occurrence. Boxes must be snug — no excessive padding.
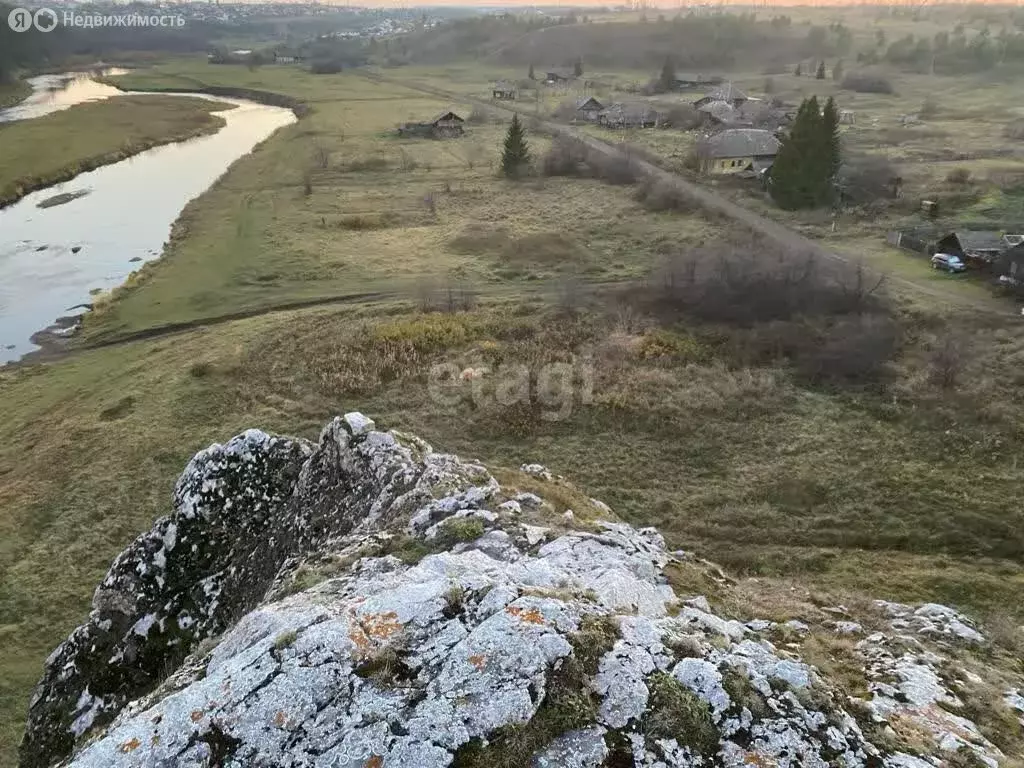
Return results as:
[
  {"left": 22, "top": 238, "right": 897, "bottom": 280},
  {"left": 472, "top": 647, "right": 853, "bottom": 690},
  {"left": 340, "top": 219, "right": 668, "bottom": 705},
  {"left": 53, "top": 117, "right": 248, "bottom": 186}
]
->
[
  {"left": 33, "top": 7, "right": 57, "bottom": 32},
  {"left": 7, "top": 7, "right": 32, "bottom": 31}
]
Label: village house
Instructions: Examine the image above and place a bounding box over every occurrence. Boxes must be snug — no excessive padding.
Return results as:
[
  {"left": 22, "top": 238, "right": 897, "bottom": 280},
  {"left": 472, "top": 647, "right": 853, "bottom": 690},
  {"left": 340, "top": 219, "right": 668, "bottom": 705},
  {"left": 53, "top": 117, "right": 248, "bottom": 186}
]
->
[
  {"left": 694, "top": 84, "right": 748, "bottom": 110},
  {"left": 398, "top": 111, "right": 465, "bottom": 139},
  {"left": 699, "top": 128, "right": 780, "bottom": 175},
  {"left": 492, "top": 80, "right": 517, "bottom": 100},
  {"left": 575, "top": 96, "right": 604, "bottom": 123},
  {"left": 598, "top": 102, "right": 664, "bottom": 129},
  {"left": 934, "top": 230, "right": 1009, "bottom": 267}
]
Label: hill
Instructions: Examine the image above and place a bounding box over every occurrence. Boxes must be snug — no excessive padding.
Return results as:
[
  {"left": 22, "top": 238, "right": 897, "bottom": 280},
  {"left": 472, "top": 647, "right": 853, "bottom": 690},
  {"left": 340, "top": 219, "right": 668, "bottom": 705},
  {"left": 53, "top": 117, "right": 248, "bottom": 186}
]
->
[{"left": 22, "top": 414, "right": 1024, "bottom": 768}]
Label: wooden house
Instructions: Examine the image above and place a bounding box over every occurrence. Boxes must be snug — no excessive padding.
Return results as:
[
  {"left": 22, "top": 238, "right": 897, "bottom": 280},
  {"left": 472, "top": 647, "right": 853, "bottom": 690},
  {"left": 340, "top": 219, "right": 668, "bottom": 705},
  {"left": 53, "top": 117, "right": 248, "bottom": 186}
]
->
[
  {"left": 694, "top": 84, "right": 748, "bottom": 110},
  {"left": 700, "top": 128, "right": 780, "bottom": 175},
  {"left": 398, "top": 111, "right": 465, "bottom": 139},
  {"left": 598, "top": 102, "right": 663, "bottom": 129},
  {"left": 492, "top": 80, "right": 517, "bottom": 100},
  {"left": 934, "top": 230, "right": 1007, "bottom": 267},
  {"left": 575, "top": 96, "right": 604, "bottom": 123}
]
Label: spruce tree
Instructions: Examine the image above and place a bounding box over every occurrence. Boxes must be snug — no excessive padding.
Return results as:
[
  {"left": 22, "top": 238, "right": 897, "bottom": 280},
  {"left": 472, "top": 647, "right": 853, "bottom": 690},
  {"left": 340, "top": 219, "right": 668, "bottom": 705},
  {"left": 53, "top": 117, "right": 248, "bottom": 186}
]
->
[
  {"left": 573, "top": 57, "right": 584, "bottom": 78},
  {"left": 795, "top": 62, "right": 803, "bottom": 76},
  {"left": 822, "top": 96, "right": 842, "bottom": 181},
  {"left": 501, "top": 113, "right": 530, "bottom": 178},
  {"left": 816, "top": 60, "right": 826, "bottom": 79},
  {"left": 770, "top": 96, "right": 835, "bottom": 210},
  {"left": 659, "top": 56, "right": 677, "bottom": 92},
  {"left": 528, "top": 63, "right": 535, "bottom": 80}
]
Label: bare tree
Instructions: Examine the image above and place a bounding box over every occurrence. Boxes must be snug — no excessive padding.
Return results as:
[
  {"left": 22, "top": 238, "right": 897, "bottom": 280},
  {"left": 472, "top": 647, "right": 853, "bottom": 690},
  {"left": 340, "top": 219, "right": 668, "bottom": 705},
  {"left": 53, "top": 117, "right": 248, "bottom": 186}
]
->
[{"left": 312, "top": 139, "right": 331, "bottom": 169}]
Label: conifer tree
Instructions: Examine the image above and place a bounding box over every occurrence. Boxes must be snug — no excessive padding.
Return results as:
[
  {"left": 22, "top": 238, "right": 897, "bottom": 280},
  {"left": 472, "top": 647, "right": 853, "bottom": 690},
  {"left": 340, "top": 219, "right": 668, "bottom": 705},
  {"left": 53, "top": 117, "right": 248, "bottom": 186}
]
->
[
  {"left": 528, "top": 63, "right": 535, "bottom": 80},
  {"left": 795, "top": 62, "right": 803, "bottom": 76},
  {"left": 816, "top": 60, "right": 826, "bottom": 79},
  {"left": 659, "top": 56, "right": 677, "bottom": 92},
  {"left": 822, "top": 96, "right": 842, "bottom": 181},
  {"left": 770, "top": 96, "right": 838, "bottom": 210},
  {"left": 573, "top": 57, "right": 584, "bottom": 77},
  {"left": 501, "top": 113, "right": 530, "bottom": 178}
]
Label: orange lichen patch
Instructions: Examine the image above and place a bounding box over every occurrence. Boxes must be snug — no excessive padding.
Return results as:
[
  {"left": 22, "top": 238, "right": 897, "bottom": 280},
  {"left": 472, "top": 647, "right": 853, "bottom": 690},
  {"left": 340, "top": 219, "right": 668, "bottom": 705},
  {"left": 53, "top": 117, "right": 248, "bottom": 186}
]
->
[
  {"left": 190, "top": 710, "right": 204, "bottom": 723},
  {"left": 366, "top": 756, "right": 384, "bottom": 768},
  {"left": 349, "top": 625, "right": 373, "bottom": 654},
  {"left": 274, "top": 710, "right": 287, "bottom": 728},
  {"left": 118, "top": 738, "right": 141, "bottom": 754},
  {"left": 743, "top": 753, "right": 778, "bottom": 767},
  {"left": 469, "top": 654, "right": 487, "bottom": 671},
  {"left": 506, "top": 606, "right": 546, "bottom": 625},
  {"left": 363, "top": 611, "right": 403, "bottom": 640}
]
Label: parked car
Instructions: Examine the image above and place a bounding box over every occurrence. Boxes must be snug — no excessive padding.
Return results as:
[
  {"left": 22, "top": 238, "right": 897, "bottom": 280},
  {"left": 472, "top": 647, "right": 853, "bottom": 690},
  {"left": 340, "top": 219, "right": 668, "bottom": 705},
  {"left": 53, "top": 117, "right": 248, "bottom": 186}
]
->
[{"left": 931, "top": 253, "right": 967, "bottom": 273}]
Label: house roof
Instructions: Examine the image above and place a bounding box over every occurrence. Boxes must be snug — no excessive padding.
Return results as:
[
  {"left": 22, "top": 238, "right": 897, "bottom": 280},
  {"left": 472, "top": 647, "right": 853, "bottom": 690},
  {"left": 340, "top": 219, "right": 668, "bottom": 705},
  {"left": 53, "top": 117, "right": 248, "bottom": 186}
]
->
[
  {"left": 599, "top": 102, "right": 662, "bottom": 122},
  {"left": 493, "top": 80, "right": 516, "bottom": 91},
  {"left": 700, "top": 84, "right": 748, "bottom": 102},
  {"left": 429, "top": 111, "right": 465, "bottom": 124},
  {"left": 577, "top": 96, "right": 603, "bottom": 110},
  {"left": 706, "top": 129, "right": 780, "bottom": 158},
  {"left": 943, "top": 230, "right": 1006, "bottom": 252},
  {"left": 698, "top": 100, "right": 739, "bottom": 121}
]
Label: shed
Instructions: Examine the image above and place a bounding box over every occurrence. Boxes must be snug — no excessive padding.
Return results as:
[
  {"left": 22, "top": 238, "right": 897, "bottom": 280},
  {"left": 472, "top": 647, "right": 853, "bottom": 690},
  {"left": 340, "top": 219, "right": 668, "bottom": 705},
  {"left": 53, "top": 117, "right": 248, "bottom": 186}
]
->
[
  {"left": 398, "top": 111, "right": 465, "bottom": 139},
  {"left": 492, "top": 80, "right": 517, "bottom": 100},
  {"left": 701, "top": 128, "right": 780, "bottom": 175},
  {"left": 694, "top": 84, "right": 748, "bottom": 109},
  {"left": 575, "top": 96, "right": 604, "bottom": 122},
  {"left": 934, "top": 230, "right": 1007, "bottom": 265},
  {"left": 598, "top": 102, "right": 663, "bottom": 129}
]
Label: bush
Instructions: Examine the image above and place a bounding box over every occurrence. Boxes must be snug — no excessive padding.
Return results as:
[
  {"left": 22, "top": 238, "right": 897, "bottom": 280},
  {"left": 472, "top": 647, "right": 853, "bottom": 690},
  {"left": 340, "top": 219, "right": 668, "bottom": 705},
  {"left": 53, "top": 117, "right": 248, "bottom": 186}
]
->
[
  {"left": 1004, "top": 120, "right": 1024, "bottom": 141},
  {"left": 838, "top": 154, "right": 901, "bottom": 204},
  {"left": 540, "top": 136, "right": 638, "bottom": 184},
  {"left": 665, "top": 104, "right": 701, "bottom": 130},
  {"left": 633, "top": 179, "right": 696, "bottom": 213},
  {"left": 946, "top": 167, "right": 972, "bottom": 185},
  {"left": 840, "top": 72, "right": 894, "bottom": 94},
  {"left": 647, "top": 240, "right": 888, "bottom": 327}
]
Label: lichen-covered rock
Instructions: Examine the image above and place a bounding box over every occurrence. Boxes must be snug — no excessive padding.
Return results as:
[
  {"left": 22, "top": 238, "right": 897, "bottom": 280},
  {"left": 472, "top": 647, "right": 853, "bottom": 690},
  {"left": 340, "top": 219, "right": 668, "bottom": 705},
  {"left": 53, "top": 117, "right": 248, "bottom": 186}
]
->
[{"left": 21, "top": 415, "right": 1023, "bottom": 768}]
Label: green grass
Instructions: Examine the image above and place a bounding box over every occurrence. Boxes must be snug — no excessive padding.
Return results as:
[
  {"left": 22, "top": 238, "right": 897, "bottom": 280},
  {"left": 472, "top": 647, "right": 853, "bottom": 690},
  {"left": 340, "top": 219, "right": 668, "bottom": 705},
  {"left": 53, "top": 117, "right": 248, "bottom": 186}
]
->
[{"left": 0, "top": 95, "right": 233, "bottom": 208}]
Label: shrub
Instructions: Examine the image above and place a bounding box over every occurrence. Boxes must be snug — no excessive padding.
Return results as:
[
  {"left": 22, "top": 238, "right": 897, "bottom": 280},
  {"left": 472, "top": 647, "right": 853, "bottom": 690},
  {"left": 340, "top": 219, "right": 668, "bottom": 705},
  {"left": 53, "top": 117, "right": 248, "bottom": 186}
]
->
[
  {"left": 633, "top": 179, "right": 696, "bottom": 213},
  {"left": 946, "top": 167, "right": 972, "bottom": 185},
  {"left": 665, "top": 104, "right": 701, "bottom": 130},
  {"left": 840, "top": 72, "right": 894, "bottom": 94},
  {"left": 1005, "top": 120, "right": 1024, "bottom": 141}
]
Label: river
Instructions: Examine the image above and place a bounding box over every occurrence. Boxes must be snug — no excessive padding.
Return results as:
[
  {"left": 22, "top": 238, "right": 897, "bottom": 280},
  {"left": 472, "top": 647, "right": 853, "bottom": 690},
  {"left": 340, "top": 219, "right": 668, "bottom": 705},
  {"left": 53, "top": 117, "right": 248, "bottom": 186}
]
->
[{"left": 0, "top": 72, "right": 296, "bottom": 364}]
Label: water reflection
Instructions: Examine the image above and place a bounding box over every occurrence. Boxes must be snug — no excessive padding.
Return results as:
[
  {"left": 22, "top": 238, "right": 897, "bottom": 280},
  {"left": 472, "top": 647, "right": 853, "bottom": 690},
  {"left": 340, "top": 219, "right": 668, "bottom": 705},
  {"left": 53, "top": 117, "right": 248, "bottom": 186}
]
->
[{"left": 0, "top": 68, "right": 130, "bottom": 123}]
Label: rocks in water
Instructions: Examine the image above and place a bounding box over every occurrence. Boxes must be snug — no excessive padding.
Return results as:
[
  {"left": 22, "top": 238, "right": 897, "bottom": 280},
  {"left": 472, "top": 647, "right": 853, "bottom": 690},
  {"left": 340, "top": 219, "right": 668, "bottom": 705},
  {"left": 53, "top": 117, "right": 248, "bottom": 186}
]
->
[
  {"left": 128, "top": 257, "right": 142, "bottom": 263},
  {"left": 36, "top": 189, "right": 91, "bottom": 209},
  {"left": 35, "top": 245, "right": 48, "bottom": 252},
  {"left": 20, "top": 414, "right": 1022, "bottom": 768},
  {"left": 70, "top": 246, "right": 82, "bottom": 254}
]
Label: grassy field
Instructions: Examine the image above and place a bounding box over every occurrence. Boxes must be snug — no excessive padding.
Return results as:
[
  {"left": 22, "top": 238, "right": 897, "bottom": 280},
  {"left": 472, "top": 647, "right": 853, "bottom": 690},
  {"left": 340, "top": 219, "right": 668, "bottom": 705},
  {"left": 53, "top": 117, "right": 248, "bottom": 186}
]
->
[
  {"left": 3, "top": 57, "right": 1024, "bottom": 767},
  {"left": 0, "top": 80, "right": 30, "bottom": 110},
  {"left": 0, "top": 94, "right": 233, "bottom": 208}
]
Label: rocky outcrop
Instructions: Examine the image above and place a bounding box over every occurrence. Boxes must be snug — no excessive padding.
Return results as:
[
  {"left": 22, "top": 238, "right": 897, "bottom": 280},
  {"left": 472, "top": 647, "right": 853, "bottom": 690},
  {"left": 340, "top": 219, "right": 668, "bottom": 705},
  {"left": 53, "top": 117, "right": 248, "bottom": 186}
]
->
[{"left": 21, "top": 415, "right": 1023, "bottom": 768}]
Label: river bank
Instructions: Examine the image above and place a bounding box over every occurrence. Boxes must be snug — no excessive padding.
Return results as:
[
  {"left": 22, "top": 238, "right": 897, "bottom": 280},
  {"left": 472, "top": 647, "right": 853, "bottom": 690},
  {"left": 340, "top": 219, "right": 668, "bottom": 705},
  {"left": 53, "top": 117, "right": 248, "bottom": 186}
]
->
[
  {"left": 0, "top": 80, "right": 31, "bottom": 109},
  {"left": 0, "top": 95, "right": 235, "bottom": 209}
]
